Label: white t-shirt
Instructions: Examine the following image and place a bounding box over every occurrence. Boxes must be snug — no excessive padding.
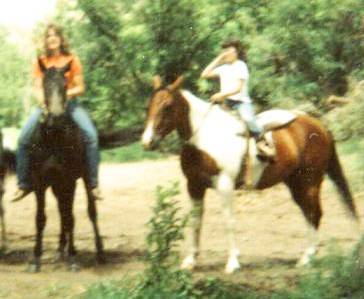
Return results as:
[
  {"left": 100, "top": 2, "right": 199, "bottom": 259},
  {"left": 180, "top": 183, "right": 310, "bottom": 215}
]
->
[{"left": 212, "top": 60, "right": 250, "bottom": 103}]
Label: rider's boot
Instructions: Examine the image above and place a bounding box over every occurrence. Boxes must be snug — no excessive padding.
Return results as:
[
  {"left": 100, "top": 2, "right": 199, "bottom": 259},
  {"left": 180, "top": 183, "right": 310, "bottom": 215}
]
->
[
  {"left": 12, "top": 186, "right": 32, "bottom": 202},
  {"left": 253, "top": 133, "right": 276, "bottom": 162}
]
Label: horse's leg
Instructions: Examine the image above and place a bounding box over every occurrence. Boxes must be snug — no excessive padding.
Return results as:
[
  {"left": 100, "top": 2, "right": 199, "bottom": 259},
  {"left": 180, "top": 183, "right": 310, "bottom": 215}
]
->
[
  {"left": 85, "top": 182, "right": 104, "bottom": 263},
  {"left": 0, "top": 178, "right": 6, "bottom": 250},
  {"left": 286, "top": 178, "right": 323, "bottom": 266},
  {"left": 52, "top": 186, "right": 67, "bottom": 262},
  {"left": 63, "top": 182, "right": 78, "bottom": 271},
  {"left": 30, "top": 188, "right": 46, "bottom": 272},
  {"left": 217, "top": 173, "right": 240, "bottom": 274},
  {"left": 181, "top": 179, "right": 207, "bottom": 270}
]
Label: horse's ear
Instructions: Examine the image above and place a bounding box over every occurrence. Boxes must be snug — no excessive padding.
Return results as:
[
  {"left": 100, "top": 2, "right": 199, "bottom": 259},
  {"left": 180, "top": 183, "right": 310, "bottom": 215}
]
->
[
  {"left": 38, "top": 58, "right": 47, "bottom": 73},
  {"left": 153, "top": 75, "right": 162, "bottom": 90},
  {"left": 59, "top": 60, "right": 72, "bottom": 74},
  {"left": 167, "top": 76, "right": 184, "bottom": 92}
]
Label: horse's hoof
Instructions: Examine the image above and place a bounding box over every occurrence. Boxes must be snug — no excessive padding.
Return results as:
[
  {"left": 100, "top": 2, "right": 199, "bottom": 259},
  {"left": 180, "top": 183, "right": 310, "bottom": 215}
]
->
[
  {"left": 181, "top": 256, "right": 196, "bottom": 271},
  {"left": 27, "top": 263, "right": 41, "bottom": 273},
  {"left": 225, "top": 258, "right": 240, "bottom": 274},
  {"left": 69, "top": 263, "right": 80, "bottom": 272},
  {"left": 296, "top": 247, "right": 317, "bottom": 267},
  {"left": 296, "top": 257, "right": 313, "bottom": 268}
]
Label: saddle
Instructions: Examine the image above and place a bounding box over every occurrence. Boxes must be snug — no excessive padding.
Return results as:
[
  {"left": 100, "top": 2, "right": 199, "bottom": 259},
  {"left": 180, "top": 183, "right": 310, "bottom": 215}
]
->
[{"left": 256, "top": 109, "right": 297, "bottom": 132}]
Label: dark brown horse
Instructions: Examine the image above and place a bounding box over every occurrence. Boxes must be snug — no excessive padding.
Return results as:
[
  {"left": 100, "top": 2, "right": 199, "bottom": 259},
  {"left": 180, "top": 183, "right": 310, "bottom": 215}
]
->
[
  {"left": 26, "top": 60, "right": 104, "bottom": 272},
  {"left": 142, "top": 76, "right": 358, "bottom": 273}
]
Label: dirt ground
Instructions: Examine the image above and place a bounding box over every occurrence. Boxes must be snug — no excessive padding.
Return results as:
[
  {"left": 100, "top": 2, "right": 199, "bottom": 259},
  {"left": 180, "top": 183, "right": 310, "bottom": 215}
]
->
[{"left": 0, "top": 156, "right": 362, "bottom": 299}]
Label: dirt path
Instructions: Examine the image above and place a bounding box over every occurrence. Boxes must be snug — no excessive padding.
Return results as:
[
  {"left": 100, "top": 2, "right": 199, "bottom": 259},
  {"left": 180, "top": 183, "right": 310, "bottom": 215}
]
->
[{"left": 0, "top": 156, "right": 362, "bottom": 298}]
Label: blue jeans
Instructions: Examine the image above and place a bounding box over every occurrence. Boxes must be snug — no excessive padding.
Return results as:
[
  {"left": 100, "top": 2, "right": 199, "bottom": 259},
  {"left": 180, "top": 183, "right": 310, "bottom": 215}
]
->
[
  {"left": 225, "top": 99, "right": 263, "bottom": 136},
  {"left": 16, "top": 100, "right": 99, "bottom": 189}
]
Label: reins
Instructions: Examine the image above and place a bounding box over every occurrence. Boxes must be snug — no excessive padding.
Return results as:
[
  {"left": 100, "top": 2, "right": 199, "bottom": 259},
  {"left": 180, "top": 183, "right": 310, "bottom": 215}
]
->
[{"left": 185, "top": 102, "right": 215, "bottom": 143}]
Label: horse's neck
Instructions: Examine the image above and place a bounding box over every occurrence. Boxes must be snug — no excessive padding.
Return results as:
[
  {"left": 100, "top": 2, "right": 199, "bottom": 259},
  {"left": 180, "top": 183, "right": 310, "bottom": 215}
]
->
[
  {"left": 178, "top": 90, "right": 244, "bottom": 144},
  {"left": 177, "top": 90, "right": 212, "bottom": 140},
  {"left": 47, "top": 91, "right": 65, "bottom": 116}
]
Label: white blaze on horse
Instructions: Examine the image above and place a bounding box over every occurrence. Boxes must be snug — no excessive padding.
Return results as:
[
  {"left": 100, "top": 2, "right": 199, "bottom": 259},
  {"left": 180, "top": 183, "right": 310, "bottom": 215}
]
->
[{"left": 142, "top": 76, "right": 358, "bottom": 274}]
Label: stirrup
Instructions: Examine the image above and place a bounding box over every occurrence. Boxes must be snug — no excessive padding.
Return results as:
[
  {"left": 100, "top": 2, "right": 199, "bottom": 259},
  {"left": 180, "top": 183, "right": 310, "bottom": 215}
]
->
[{"left": 255, "top": 134, "right": 276, "bottom": 162}]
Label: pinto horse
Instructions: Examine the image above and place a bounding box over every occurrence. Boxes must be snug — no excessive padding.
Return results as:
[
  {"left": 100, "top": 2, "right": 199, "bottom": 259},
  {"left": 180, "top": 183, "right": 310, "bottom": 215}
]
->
[
  {"left": 25, "top": 60, "right": 104, "bottom": 272},
  {"left": 142, "top": 76, "right": 357, "bottom": 273}
]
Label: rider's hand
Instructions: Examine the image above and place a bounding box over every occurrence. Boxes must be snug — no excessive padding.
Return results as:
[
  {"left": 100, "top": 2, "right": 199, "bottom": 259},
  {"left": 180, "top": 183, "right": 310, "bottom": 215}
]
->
[
  {"left": 218, "top": 48, "right": 235, "bottom": 63},
  {"left": 211, "top": 92, "right": 225, "bottom": 104}
]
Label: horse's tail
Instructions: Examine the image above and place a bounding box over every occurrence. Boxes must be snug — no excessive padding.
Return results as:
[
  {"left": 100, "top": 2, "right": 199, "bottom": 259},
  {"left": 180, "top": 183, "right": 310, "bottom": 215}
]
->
[{"left": 326, "top": 138, "right": 357, "bottom": 219}]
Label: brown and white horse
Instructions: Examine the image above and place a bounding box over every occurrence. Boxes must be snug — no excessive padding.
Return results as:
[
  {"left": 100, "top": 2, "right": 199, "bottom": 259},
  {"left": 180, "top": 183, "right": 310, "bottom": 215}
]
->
[{"left": 142, "top": 76, "right": 357, "bottom": 273}]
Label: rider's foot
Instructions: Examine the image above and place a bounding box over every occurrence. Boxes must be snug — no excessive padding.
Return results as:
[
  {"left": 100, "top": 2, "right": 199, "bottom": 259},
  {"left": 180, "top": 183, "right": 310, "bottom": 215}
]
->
[
  {"left": 12, "top": 187, "right": 32, "bottom": 202},
  {"left": 90, "top": 187, "right": 103, "bottom": 200}
]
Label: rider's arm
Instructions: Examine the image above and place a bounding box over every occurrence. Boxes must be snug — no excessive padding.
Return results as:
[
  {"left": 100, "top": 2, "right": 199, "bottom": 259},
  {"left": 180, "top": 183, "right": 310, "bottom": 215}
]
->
[
  {"left": 200, "top": 51, "right": 229, "bottom": 79},
  {"left": 210, "top": 79, "right": 244, "bottom": 103},
  {"left": 67, "top": 56, "right": 85, "bottom": 100},
  {"left": 67, "top": 74, "right": 85, "bottom": 99}
]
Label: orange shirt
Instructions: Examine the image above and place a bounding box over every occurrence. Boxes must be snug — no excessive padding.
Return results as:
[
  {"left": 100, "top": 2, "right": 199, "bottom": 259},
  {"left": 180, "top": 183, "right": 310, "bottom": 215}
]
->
[{"left": 32, "top": 53, "right": 83, "bottom": 89}]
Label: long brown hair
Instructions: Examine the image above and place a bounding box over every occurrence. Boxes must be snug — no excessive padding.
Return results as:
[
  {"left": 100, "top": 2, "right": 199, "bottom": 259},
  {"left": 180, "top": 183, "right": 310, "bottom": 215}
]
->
[
  {"left": 222, "top": 39, "right": 247, "bottom": 62},
  {"left": 44, "top": 23, "right": 71, "bottom": 57}
]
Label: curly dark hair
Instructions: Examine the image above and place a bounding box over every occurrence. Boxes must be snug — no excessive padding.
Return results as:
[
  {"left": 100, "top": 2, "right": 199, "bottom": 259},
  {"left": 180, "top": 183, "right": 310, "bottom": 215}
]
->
[
  {"left": 221, "top": 39, "right": 247, "bottom": 62},
  {"left": 44, "top": 23, "right": 71, "bottom": 57}
]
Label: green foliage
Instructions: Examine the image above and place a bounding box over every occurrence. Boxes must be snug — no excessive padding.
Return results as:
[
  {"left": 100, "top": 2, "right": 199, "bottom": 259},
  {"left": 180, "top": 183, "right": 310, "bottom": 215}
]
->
[
  {"left": 0, "top": 27, "right": 29, "bottom": 127},
  {"left": 271, "top": 249, "right": 364, "bottom": 299},
  {"left": 47, "top": 0, "right": 364, "bottom": 132},
  {"left": 82, "top": 182, "right": 201, "bottom": 299},
  {"left": 101, "top": 142, "right": 165, "bottom": 163},
  {"left": 324, "top": 81, "right": 364, "bottom": 140},
  {"left": 2, "top": 0, "right": 364, "bottom": 131},
  {"left": 143, "top": 182, "right": 191, "bottom": 288}
]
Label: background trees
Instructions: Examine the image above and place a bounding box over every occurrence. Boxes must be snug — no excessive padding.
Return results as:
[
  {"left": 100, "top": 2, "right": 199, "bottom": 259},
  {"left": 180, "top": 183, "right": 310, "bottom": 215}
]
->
[
  {"left": 0, "top": 28, "right": 28, "bottom": 127},
  {"left": 1, "top": 0, "right": 364, "bottom": 136}
]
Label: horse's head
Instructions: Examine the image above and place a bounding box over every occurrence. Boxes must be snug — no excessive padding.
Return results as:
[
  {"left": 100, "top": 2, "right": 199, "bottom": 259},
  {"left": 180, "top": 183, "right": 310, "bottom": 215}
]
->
[
  {"left": 39, "top": 59, "right": 71, "bottom": 118},
  {"left": 142, "top": 75, "right": 184, "bottom": 150}
]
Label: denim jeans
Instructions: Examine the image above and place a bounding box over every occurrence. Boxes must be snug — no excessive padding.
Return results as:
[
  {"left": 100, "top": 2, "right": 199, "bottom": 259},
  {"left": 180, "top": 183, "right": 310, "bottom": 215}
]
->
[
  {"left": 224, "top": 99, "right": 263, "bottom": 136},
  {"left": 16, "top": 100, "right": 99, "bottom": 189}
]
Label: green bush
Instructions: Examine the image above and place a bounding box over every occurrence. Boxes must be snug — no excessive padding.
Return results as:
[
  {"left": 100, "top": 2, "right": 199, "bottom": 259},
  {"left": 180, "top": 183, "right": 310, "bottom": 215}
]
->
[
  {"left": 271, "top": 249, "right": 364, "bottom": 299},
  {"left": 323, "top": 81, "right": 364, "bottom": 140}
]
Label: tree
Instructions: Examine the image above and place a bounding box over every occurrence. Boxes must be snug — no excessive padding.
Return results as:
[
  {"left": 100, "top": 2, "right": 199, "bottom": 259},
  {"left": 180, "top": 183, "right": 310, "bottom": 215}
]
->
[{"left": 0, "top": 27, "right": 29, "bottom": 127}]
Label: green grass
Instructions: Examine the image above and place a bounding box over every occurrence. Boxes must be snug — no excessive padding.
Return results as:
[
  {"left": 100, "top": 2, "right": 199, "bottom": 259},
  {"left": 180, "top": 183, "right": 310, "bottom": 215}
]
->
[{"left": 101, "top": 142, "right": 167, "bottom": 163}]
